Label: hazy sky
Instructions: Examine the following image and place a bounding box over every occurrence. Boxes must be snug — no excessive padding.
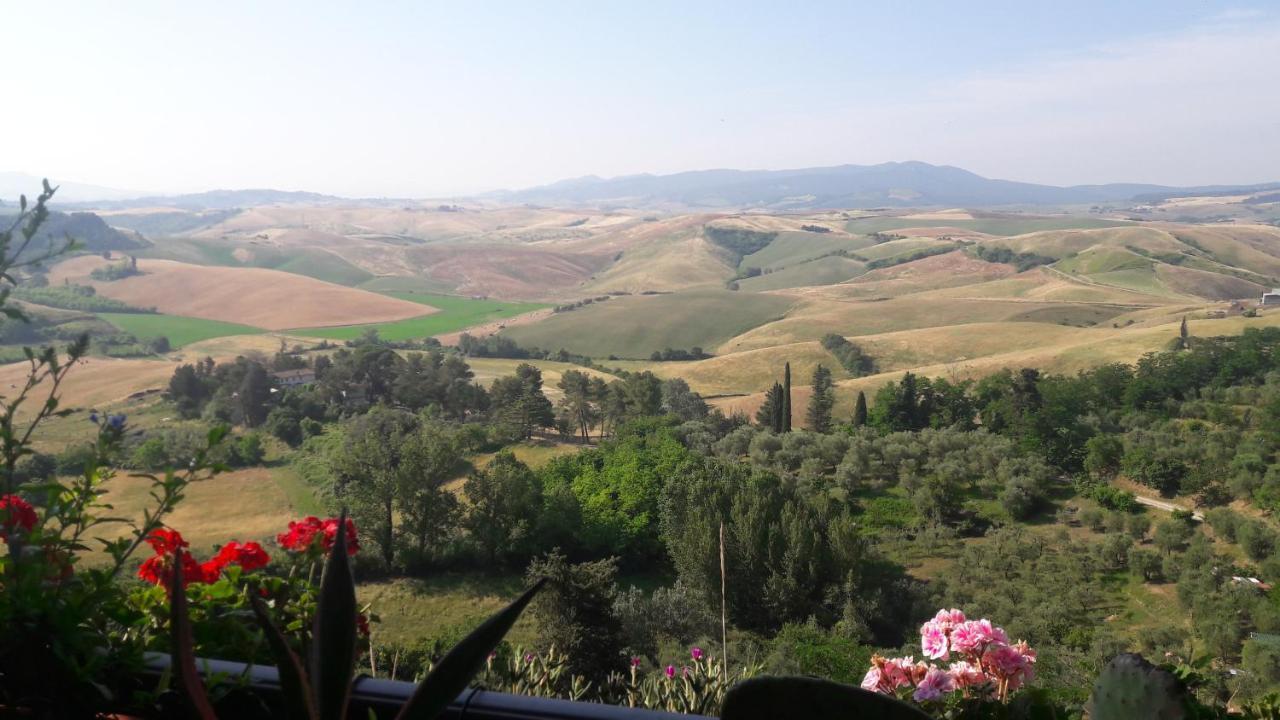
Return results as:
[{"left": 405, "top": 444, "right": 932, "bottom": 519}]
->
[{"left": 5, "top": 1, "right": 1279, "bottom": 197}]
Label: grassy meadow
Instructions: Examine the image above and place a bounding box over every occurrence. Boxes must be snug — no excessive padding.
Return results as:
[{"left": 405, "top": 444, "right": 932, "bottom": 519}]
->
[
  {"left": 289, "top": 293, "right": 547, "bottom": 341},
  {"left": 501, "top": 290, "right": 794, "bottom": 358},
  {"left": 845, "top": 216, "right": 1132, "bottom": 236},
  {"left": 99, "top": 312, "right": 264, "bottom": 347}
]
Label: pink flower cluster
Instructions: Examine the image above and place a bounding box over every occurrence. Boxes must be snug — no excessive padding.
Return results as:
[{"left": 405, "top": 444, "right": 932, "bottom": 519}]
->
[{"left": 861, "top": 608, "right": 1036, "bottom": 704}]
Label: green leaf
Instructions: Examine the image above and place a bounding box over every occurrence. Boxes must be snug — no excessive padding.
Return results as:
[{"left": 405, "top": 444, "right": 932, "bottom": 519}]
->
[
  {"left": 310, "top": 509, "right": 356, "bottom": 720},
  {"left": 719, "top": 676, "right": 931, "bottom": 720},
  {"left": 207, "top": 424, "right": 229, "bottom": 447},
  {"left": 395, "top": 577, "right": 546, "bottom": 720},
  {"left": 251, "top": 595, "right": 317, "bottom": 720},
  {"left": 170, "top": 549, "right": 219, "bottom": 720}
]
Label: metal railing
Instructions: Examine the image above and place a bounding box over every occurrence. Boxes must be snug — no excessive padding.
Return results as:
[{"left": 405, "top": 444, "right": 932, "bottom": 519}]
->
[{"left": 142, "top": 653, "right": 710, "bottom": 719}]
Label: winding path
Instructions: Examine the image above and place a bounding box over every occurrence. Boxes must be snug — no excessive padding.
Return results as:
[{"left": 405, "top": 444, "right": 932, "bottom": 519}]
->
[{"left": 1134, "top": 494, "right": 1204, "bottom": 521}]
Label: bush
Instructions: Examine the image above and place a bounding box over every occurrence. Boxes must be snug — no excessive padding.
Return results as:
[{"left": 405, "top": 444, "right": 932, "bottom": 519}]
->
[
  {"left": 55, "top": 443, "right": 99, "bottom": 476},
  {"left": 1079, "top": 481, "right": 1137, "bottom": 512},
  {"left": 1128, "top": 546, "right": 1162, "bottom": 582},
  {"left": 1204, "top": 507, "right": 1241, "bottom": 543},
  {"left": 526, "top": 550, "right": 626, "bottom": 681},
  {"left": 614, "top": 581, "right": 717, "bottom": 660},
  {"left": 1080, "top": 508, "right": 1106, "bottom": 532},
  {"left": 764, "top": 621, "right": 872, "bottom": 685},
  {"left": 819, "top": 334, "right": 875, "bottom": 376},
  {"left": 233, "top": 433, "right": 266, "bottom": 466},
  {"left": 266, "top": 406, "right": 304, "bottom": 446},
  {"left": 1238, "top": 520, "right": 1276, "bottom": 562}
]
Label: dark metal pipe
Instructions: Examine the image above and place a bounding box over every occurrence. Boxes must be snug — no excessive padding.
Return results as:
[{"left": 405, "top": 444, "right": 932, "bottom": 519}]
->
[{"left": 142, "top": 653, "right": 708, "bottom": 719}]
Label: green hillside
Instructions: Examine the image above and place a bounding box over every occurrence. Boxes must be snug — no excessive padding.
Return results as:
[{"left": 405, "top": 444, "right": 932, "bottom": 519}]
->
[
  {"left": 846, "top": 215, "right": 1130, "bottom": 236},
  {"left": 737, "top": 257, "right": 867, "bottom": 291},
  {"left": 98, "top": 312, "right": 264, "bottom": 347},
  {"left": 290, "top": 294, "right": 547, "bottom": 342},
  {"left": 739, "top": 231, "right": 868, "bottom": 271},
  {"left": 501, "top": 289, "right": 794, "bottom": 358}
]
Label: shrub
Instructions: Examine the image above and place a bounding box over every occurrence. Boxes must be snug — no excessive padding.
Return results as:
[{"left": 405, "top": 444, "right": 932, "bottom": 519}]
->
[{"left": 1204, "top": 507, "right": 1241, "bottom": 543}]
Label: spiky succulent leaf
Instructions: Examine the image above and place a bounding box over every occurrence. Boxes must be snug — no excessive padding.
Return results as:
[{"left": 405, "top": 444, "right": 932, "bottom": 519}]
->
[{"left": 1085, "top": 653, "right": 1186, "bottom": 720}]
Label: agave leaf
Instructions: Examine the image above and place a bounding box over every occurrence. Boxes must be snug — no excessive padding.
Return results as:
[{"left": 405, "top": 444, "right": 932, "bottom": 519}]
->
[
  {"left": 395, "top": 578, "right": 545, "bottom": 720},
  {"left": 250, "top": 594, "right": 318, "bottom": 720},
  {"left": 170, "top": 548, "right": 219, "bottom": 720},
  {"left": 310, "top": 510, "right": 356, "bottom": 720},
  {"left": 720, "top": 676, "right": 932, "bottom": 720}
]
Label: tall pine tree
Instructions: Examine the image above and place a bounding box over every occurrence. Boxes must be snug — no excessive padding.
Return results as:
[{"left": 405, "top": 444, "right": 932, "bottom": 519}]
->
[
  {"left": 853, "top": 390, "right": 868, "bottom": 427},
  {"left": 783, "top": 362, "right": 792, "bottom": 432},
  {"left": 756, "top": 382, "right": 785, "bottom": 432},
  {"left": 806, "top": 364, "right": 834, "bottom": 433}
]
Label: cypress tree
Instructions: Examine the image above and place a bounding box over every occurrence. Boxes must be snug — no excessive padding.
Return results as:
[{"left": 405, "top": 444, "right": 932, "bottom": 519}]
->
[
  {"left": 1179, "top": 315, "right": 1189, "bottom": 350},
  {"left": 783, "top": 362, "right": 792, "bottom": 433},
  {"left": 757, "top": 382, "right": 785, "bottom": 432},
  {"left": 806, "top": 364, "right": 834, "bottom": 433},
  {"left": 853, "top": 390, "right": 868, "bottom": 427}
]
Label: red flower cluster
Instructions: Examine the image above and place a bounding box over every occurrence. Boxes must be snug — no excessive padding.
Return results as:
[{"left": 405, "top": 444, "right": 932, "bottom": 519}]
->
[
  {"left": 276, "top": 516, "right": 358, "bottom": 555},
  {"left": 0, "top": 494, "right": 37, "bottom": 542},
  {"left": 207, "top": 540, "right": 271, "bottom": 573},
  {"left": 137, "top": 528, "right": 271, "bottom": 588}
]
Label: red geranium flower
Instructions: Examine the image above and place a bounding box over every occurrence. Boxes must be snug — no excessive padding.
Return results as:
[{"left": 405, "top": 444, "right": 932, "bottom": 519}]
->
[
  {"left": 278, "top": 516, "right": 358, "bottom": 555},
  {"left": 145, "top": 527, "right": 189, "bottom": 554},
  {"left": 322, "top": 517, "right": 359, "bottom": 555},
  {"left": 277, "top": 516, "right": 324, "bottom": 551},
  {"left": 139, "top": 550, "right": 207, "bottom": 587},
  {"left": 201, "top": 540, "right": 272, "bottom": 579},
  {"left": 0, "top": 494, "right": 37, "bottom": 541}
]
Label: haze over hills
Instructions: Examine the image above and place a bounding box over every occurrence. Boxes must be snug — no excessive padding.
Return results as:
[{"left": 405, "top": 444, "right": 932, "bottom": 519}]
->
[
  {"left": 9, "top": 162, "right": 1280, "bottom": 211},
  {"left": 495, "top": 161, "right": 1280, "bottom": 210},
  {"left": 0, "top": 172, "right": 149, "bottom": 204}
]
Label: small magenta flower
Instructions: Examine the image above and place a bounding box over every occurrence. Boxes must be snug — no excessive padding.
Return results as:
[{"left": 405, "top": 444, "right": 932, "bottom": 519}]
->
[
  {"left": 630, "top": 657, "right": 641, "bottom": 668},
  {"left": 690, "top": 646, "right": 704, "bottom": 661},
  {"left": 524, "top": 653, "right": 535, "bottom": 662},
  {"left": 665, "top": 665, "right": 675, "bottom": 679},
  {"left": 682, "top": 666, "right": 691, "bottom": 678}
]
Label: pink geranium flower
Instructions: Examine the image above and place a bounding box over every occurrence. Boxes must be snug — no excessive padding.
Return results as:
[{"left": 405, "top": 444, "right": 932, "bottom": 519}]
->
[
  {"left": 861, "top": 666, "right": 884, "bottom": 693},
  {"left": 984, "top": 640, "right": 1037, "bottom": 690},
  {"left": 920, "top": 620, "right": 949, "bottom": 660},
  {"left": 950, "top": 619, "right": 1007, "bottom": 655},
  {"left": 947, "top": 660, "right": 991, "bottom": 692},
  {"left": 913, "top": 666, "right": 956, "bottom": 702}
]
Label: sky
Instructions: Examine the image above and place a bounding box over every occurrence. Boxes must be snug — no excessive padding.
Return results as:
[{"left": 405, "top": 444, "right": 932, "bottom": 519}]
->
[{"left": 4, "top": 1, "right": 1280, "bottom": 197}]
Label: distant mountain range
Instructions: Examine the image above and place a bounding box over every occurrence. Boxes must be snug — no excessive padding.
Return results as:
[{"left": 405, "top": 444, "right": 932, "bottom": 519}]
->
[
  {"left": 495, "top": 161, "right": 1280, "bottom": 209},
  {"left": 0, "top": 173, "right": 348, "bottom": 210},
  {"left": 0, "top": 172, "right": 149, "bottom": 204},
  {"left": 5, "top": 163, "right": 1279, "bottom": 211},
  {"left": 76, "top": 188, "right": 349, "bottom": 211}
]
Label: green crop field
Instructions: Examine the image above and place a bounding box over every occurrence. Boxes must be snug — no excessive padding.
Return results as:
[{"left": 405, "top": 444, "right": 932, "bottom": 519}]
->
[
  {"left": 1054, "top": 247, "right": 1152, "bottom": 275},
  {"left": 141, "top": 240, "right": 374, "bottom": 286},
  {"left": 99, "top": 312, "right": 264, "bottom": 347},
  {"left": 501, "top": 289, "right": 794, "bottom": 359},
  {"left": 358, "top": 275, "right": 460, "bottom": 295},
  {"left": 853, "top": 237, "right": 952, "bottom": 261},
  {"left": 739, "top": 231, "right": 868, "bottom": 271},
  {"left": 737, "top": 257, "right": 867, "bottom": 291},
  {"left": 845, "top": 216, "right": 1130, "bottom": 236},
  {"left": 272, "top": 250, "right": 374, "bottom": 286},
  {"left": 288, "top": 293, "right": 548, "bottom": 341}
]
